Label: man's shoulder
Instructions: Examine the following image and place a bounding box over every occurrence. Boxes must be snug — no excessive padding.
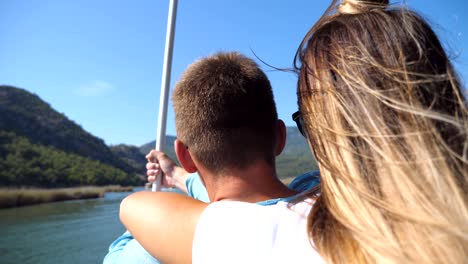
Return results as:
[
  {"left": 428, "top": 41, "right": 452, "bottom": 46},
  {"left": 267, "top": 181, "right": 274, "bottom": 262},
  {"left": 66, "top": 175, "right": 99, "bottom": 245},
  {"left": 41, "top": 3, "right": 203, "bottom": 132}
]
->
[{"left": 192, "top": 200, "right": 322, "bottom": 264}]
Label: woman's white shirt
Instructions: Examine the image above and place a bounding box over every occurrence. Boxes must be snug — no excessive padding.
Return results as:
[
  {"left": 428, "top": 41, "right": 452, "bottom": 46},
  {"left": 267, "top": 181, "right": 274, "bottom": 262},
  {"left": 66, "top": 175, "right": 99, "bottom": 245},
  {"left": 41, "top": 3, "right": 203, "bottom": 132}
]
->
[{"left": 192, "top": 199, "right": 324, "bottom": 264}]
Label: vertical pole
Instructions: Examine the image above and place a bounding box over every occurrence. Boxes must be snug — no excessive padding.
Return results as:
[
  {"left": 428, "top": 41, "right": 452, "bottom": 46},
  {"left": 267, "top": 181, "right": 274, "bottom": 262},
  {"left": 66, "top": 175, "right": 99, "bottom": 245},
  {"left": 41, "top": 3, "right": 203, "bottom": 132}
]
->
[{"left": 153, "top": 0, "right": 178, "bottom": 192}]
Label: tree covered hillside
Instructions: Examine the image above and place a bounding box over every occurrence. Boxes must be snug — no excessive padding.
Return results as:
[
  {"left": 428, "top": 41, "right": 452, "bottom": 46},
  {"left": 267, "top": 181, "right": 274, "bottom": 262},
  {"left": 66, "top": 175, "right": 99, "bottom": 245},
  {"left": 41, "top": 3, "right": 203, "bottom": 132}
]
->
[
  {"left": 276, "top": 127, "right": 318, "bottom": 179},
  {"left": 0, "top": 86, "right": 142, "bottom": 187},
  {"left": 0, "top": 86, "right": 134, "bottom": 173},
  {"left": 139, "top": 135, "right": 178, "bottom": 162},
  {"left": 110, "top": 144, "right": 147, "bottom": 172},
  {"left": 0, "top": 131, "right": 137, "bottom": 187}
]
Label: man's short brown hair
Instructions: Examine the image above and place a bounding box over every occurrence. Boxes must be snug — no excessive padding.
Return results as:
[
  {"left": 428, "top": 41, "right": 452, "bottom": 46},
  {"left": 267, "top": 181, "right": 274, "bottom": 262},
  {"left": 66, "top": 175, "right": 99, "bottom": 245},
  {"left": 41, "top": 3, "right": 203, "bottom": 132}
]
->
[{"left": 172, "top": 52, "right": 278, "bottom": 173}]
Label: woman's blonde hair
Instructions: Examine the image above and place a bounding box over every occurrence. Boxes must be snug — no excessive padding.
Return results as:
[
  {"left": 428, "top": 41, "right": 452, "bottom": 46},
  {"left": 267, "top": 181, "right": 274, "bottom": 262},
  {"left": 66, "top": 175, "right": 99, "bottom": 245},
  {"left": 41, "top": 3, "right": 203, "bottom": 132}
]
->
[{"left": 295, "top": 0, "right": 468, "bottom": 263}]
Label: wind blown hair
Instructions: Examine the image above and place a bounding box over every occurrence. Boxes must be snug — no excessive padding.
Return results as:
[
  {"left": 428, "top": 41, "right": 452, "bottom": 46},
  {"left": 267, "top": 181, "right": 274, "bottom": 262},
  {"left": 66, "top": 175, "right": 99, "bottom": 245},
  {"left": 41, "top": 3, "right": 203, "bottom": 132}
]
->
[{"left": 295, "top": 0, "right": 468, "bottom": 263}]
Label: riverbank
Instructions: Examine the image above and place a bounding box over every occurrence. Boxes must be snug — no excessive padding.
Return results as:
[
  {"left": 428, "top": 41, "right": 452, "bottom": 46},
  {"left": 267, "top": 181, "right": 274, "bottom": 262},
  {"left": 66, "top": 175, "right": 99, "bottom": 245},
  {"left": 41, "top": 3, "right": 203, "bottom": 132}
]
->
[{"left": 0, "top": 185, "right": 134, "bottom": 208}]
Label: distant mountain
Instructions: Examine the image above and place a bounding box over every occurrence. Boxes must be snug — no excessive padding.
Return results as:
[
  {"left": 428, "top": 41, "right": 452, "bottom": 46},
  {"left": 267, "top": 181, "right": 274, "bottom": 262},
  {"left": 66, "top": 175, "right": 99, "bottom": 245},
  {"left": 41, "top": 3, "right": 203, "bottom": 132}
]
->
[
  {"left": 110, "top": 144, "right": 147, "bottom": 172},
  {"left": 276, "top": 127, "right": 318, "bottom": 179},
  {"left": 0, "top": 85, "right": 142, "bottom": 187},
  {"left": 139, "top": 127, "right": 318, "bottom": 180},
  {"left": 139, "top": 135, "right": 178, "bottom": 163},
  {"left": 0, "top": 86, "right": 135, "bottom": 173}
]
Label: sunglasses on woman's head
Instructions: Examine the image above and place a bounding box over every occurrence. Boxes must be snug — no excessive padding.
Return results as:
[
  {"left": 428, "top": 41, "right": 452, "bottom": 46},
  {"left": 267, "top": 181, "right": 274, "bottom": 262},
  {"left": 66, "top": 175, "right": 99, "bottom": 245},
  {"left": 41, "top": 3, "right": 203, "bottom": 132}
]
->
[{"left": 292, "top": 111, "right": 306, "bottom": 138}]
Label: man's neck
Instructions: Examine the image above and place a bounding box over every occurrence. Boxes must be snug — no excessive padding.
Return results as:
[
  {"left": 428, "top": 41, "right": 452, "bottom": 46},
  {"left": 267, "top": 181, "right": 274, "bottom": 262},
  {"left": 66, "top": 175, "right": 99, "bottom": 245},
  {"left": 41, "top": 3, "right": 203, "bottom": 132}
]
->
[{"left": 200, "top": 161, "right": 298, "bottom": 203}]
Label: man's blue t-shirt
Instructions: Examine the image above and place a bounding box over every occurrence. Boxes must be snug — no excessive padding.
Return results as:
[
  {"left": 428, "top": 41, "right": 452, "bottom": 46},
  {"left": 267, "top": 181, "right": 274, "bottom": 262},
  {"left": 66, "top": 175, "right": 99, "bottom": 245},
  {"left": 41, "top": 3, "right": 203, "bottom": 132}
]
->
[{"left": 103, "top": 171, "right": 320, "bottom": 264}]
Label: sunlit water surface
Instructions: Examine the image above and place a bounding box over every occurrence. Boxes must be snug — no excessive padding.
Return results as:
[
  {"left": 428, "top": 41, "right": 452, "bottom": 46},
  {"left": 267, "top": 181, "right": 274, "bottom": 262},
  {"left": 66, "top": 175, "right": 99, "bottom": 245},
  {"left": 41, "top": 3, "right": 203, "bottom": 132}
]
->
[{"left": 0, "top": 187, "right": 159, "bottom": 264}]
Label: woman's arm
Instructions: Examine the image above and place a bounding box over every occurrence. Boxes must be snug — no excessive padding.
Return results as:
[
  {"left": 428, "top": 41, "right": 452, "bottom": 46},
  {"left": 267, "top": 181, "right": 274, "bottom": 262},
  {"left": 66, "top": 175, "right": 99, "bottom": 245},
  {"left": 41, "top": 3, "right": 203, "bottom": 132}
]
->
[{"left": 120, "top": 191, "right": 207, "bottom": 264}]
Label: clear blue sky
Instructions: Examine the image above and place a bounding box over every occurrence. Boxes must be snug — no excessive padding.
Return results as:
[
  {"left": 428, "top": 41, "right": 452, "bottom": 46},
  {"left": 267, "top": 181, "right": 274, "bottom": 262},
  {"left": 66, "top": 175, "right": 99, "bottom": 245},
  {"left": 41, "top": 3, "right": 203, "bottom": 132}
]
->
[{"left": 1, "top": 0, "right": 466, "bottom": 146}]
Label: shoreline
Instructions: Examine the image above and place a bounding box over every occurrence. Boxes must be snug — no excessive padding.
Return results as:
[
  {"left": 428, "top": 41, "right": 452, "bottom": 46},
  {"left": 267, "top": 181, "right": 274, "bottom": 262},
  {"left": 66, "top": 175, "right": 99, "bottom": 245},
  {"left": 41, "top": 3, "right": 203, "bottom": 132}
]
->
[{"left": 0, "top": 185, "right": 135, "bottom": 209}]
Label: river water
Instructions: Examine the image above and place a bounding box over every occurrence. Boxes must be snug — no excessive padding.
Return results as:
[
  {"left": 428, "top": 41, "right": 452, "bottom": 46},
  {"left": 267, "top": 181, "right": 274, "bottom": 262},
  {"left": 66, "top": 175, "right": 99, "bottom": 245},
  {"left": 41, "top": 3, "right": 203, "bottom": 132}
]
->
[{"left": 0, "top": 188, "right": 146, "bottom": 264}]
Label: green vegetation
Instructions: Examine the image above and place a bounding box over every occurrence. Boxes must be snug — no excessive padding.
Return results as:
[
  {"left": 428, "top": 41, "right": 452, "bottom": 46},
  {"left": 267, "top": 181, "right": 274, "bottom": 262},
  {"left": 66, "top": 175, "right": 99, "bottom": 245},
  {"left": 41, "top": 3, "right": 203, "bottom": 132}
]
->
[
  {"left": 0, "top": 86, "right": 144, "bottom": 188},
  {"left": 110, "top": 144, "right": 147, "bottom": 172},
  {"left": 102, "top": 185, "right": 134, "bottom": 192},
  {"left": 0, "top": 131, "right": 141, "bottom": 187},
  {"left": 275, "top": 127, "right": 318, "bottom": 179},
  {"left": 0, "top": 185, "right": 133, "bottom": 208},
  {"left": 0, "top": 85, "right": 138, "bottom": 174}
]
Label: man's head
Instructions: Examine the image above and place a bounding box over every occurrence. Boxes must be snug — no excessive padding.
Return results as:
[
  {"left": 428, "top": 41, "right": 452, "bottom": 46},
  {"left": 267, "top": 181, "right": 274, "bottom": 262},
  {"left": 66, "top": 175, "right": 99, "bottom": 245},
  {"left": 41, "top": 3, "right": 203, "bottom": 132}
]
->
[{"left": 172, "top": 52, "right": 280, "bottom": 173}]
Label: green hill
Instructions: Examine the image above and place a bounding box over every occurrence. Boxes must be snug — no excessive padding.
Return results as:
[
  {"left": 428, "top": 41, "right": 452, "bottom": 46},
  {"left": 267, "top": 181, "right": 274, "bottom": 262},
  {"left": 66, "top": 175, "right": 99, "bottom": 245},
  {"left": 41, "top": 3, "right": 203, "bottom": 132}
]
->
[
  {"left": 0, "top": 85, "right": 142, "bottom": 187},
  {"left": 110, "top": 144, "right": 147, "bottom": 172},
  {"left": 0, "top": 86, "right": 135, "bottom": 173},
  {"left": 276, "top": 127, "right": 318, "bottom": 179},
  {"left": 0, "top": 131, "right": 137, "bottom": 187},
  {"left": 139, "top": 136, "right": 178, "bottom": 163}
]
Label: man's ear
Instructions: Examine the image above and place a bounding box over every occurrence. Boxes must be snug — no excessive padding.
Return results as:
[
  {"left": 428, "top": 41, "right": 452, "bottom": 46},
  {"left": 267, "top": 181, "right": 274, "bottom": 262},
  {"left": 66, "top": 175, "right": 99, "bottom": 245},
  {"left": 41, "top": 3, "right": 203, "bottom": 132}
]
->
[
  {"left": 275, "top": 119, "right": 286, "bottom": 156},
  {"left": 174, "top": 139, "right": 197, "bottom": 173}
]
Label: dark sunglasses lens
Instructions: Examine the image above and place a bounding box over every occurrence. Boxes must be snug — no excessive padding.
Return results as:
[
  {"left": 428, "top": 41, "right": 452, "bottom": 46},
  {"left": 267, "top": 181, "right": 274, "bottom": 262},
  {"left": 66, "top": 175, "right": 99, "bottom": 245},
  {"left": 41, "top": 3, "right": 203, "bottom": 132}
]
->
[
  {"left": 297, "top": 119, "right": 306, "bottom": 137},
  {"left": 292, "top": 111, "right": 306, "bottom": 137}
]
